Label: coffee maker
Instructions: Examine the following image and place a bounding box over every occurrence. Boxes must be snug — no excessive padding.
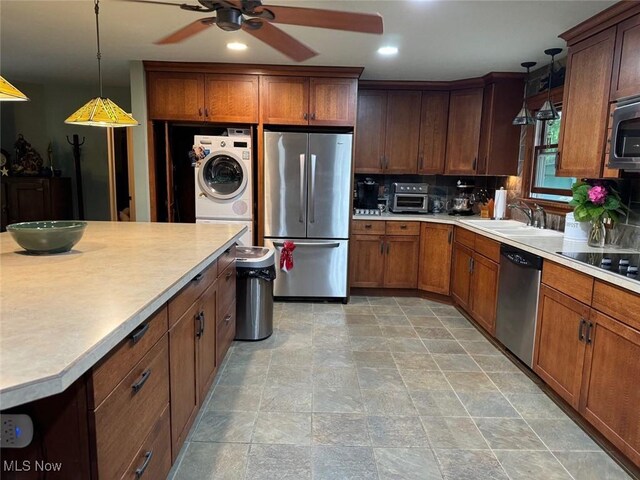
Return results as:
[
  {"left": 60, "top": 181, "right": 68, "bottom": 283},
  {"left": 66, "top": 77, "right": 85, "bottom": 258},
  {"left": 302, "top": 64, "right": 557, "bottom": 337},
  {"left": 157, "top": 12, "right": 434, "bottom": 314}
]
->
[
  {"left": 448, "top": 180, "right": 475, "bottom": 216},
  {"left": 355, "top": 178, "right": 379, "bottom": 210}
]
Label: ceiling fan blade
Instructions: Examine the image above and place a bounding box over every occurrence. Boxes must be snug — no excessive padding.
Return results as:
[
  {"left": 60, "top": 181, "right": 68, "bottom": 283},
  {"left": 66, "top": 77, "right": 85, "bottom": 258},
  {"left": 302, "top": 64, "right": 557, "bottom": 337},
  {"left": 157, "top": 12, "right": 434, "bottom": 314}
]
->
[
  {"left": 155, "top": 18, "right": 213, "bottom": 44},
  {"left": 242, "top": 21, "right": 317, "bottom": 62},
  {"left": 257, "top": 5, "right": 383, "bottom": 34},
  {"left": 117, "top": 0, "right": 187, "bottom": 7}
]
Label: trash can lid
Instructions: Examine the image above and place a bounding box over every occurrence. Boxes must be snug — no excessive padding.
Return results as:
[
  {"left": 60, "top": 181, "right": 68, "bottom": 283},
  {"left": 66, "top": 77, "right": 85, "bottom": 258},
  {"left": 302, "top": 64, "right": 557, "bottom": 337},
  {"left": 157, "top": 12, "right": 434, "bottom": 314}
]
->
[{"left": 236, "top": 246, "right": 275, "bottom": 268}]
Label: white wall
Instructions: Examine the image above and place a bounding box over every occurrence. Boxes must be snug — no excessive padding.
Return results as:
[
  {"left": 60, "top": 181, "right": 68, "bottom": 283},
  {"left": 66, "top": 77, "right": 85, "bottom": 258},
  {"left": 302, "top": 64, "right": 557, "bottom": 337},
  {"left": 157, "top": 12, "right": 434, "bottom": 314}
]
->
[
  {"left": 129, "top": 61, "right": 150, "bottom": 221},
  {"left": 1, "top": 80, "right": 131, "bottom": 220}
]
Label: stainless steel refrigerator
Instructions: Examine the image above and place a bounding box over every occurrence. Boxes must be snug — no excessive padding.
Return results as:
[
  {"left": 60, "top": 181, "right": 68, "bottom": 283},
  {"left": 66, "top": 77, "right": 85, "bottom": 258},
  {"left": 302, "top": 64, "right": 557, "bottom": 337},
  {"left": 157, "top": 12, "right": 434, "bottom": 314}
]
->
[{"left": 263, "top": 131, "right": 353, "bottom": 299}]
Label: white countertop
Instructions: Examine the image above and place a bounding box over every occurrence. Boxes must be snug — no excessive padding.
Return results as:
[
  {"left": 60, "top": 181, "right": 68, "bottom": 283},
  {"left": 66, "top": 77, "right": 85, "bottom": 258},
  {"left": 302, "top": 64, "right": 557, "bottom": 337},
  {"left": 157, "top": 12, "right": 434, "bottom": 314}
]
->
[
  {"left": 353, "top": 212, "right": 640, "bottom": 295},
  {"left": 0, "top": 221, "right": 245, "bottom": 409}
]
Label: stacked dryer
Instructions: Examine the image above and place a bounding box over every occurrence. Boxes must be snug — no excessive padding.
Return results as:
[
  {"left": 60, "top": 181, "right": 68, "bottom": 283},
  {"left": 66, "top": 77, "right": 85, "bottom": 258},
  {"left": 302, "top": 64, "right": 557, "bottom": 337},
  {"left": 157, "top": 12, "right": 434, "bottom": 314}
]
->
[{"left": 194, "top": 130, "right": 253, "bottom": 245}]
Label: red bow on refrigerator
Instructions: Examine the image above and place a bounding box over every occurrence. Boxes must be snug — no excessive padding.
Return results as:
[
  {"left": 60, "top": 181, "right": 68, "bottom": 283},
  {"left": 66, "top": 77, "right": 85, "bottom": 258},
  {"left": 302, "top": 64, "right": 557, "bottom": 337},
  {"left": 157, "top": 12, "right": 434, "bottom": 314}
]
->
[{"left": 279, "top": 241, "right": 296, "bottom": 272}]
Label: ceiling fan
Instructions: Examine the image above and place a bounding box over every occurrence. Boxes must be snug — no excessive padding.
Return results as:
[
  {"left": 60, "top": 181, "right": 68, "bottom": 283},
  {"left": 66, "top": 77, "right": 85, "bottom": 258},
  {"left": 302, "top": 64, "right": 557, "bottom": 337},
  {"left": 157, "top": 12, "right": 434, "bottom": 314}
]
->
[{"left": 123, "top": 0, "right": 384, "bottom": 61}]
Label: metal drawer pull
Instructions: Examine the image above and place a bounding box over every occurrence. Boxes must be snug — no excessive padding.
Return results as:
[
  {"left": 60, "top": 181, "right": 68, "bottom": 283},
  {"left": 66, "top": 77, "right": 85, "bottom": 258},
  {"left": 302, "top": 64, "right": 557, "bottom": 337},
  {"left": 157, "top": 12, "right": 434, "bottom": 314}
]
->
[
  {"left": 192, "top": 273, "right": 203, "bottom": 282},
  {"left": 364, "top": 224, "right": 372, "bottom": 229},
  {"left": 578, "top": 319, "right": 586, "bottom": 341},
  {"left": 201, "top": 313, "right": 206, "bottom": 335},
  {"left": 195, "top": 311, "right": 204, "bottom": 337},
  {"left": 135, "top": 451, "right": 153, "bottom": 479},
  {"left": 132, "top": 369, "right": 152, "bottom": 393},
  {"left": 380, "top": 241, "right": 384, "bottom": 254},
  {"left": 224, "top": 314, "right": 232, "bottom": 323},
  {"left": 586, "top": 322, "right": 594, "bottom": 344},
  {"left": 400, "top": 224, "right": 407, "bottom": 229},
  {"left": 226, "top": 271, "right": 233, "bottom": 280},
  {"left": 273, "top": 241, "right": 339, "bottom": 248},
  {"left": 130, "top": 323, "right": 150, "bottom": 345}
]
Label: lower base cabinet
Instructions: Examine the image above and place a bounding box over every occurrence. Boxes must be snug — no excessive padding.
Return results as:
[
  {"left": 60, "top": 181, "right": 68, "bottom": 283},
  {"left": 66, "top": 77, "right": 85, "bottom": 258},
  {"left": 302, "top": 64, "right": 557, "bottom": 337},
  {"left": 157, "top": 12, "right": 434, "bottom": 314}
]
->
[{"left": 418, "top": 223, "right": 453, "bottom": 295}]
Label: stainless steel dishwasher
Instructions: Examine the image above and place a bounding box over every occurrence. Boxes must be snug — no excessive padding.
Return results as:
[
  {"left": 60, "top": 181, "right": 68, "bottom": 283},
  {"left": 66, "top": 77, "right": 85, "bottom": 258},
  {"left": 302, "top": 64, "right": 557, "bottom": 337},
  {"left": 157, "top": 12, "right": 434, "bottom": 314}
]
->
[{"left": 495, "top": 244, "right": 543, "bottom": 368}]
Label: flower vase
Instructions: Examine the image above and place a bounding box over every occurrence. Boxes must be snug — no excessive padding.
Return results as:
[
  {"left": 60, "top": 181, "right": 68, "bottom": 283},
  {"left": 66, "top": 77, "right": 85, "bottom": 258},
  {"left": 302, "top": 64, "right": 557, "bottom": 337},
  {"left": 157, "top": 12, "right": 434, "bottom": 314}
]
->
[{"left": 588, "top": 219, "right": 606, "bottom": 248}]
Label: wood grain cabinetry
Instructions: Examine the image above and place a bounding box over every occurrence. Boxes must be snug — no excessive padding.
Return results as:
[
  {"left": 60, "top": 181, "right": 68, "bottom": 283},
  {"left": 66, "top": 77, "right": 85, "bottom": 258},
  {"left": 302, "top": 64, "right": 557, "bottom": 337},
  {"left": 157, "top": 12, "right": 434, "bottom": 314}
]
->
[
  {"left": 610, "top": 13, "right": 640, "bottom": 101},
  {"left": 147, "top": 71, "right": 258, "bottom": 123},
  {"left": 445, "top": 88, "right": 484, "bottom": 174},
  {"left": 354, "top": 90, "right": 387, "bottom": 173},
  {"left": 557, "top": 27, "right": 616, "bottom": 178},
  {"left": 349, "top": 221, "right": 419, "bottom": 288},
  {"left": 418, "top": 223, "right": 453, "bottom": 295},
  {"left": 418, "top": 92, "right": 450, "bottom": 174},
  {"left": 1, "top": 177, "right": 72, "bottom": 230},
  {"left": 470, "top": 254, "right": 499, "bottom": 335},
  {"left": 451, "top": 241, "right": 473, "bottom": 308},
  {"left": 261, "top": 76, "right": 357, "bottom": 126}
]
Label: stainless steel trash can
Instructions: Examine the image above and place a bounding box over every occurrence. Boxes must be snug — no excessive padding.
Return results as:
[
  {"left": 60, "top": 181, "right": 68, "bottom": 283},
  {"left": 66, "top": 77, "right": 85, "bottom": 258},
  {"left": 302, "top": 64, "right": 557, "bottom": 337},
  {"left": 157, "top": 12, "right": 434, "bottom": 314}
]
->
[{"left": 235, "top": 246, "right": 276, "bottom": 341}]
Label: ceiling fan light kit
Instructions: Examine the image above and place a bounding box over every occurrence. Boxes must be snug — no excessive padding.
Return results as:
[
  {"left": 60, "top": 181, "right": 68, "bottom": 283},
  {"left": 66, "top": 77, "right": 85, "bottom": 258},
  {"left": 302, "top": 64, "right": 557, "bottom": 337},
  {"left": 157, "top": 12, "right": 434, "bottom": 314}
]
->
[
  {"left": 227, "top": 42, "right": 248, "bottom": 50},
  {"left": 0, "top": 76, "right": 29, "bottom": 101},
  {"left": 66, "top": 0, "right": 138, "bottom": 127},
  {"left": 126, "top": 0, "right": 383, "bottom": 61}
]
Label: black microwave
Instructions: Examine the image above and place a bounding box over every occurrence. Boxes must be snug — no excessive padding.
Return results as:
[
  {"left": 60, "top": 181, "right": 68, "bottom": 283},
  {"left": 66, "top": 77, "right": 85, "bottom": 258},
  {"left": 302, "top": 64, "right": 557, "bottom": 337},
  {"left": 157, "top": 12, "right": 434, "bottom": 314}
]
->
[{"left": 609, "top": 98, "right": 640, "bottom": 170}]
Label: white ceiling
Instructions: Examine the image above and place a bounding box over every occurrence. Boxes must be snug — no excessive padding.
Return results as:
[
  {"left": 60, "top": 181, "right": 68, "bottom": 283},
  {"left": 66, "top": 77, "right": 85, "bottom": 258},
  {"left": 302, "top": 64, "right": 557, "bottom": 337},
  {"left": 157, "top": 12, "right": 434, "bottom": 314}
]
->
[{"left": 1, "top": 0, "right": 615, "bottom": 87}]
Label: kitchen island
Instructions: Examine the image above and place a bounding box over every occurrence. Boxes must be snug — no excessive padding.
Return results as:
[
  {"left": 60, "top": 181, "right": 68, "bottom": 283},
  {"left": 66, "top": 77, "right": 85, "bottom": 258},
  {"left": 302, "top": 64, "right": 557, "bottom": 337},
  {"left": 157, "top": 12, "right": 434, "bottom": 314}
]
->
[{"left": 0, "top": 221, "right": 244, "bottom": 409}]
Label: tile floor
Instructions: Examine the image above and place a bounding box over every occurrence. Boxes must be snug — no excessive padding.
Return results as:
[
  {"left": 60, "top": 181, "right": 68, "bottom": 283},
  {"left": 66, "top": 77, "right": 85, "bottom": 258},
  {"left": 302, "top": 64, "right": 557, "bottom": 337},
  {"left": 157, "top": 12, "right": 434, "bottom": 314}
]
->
[{"left": 168, "top": 296, "right": 635, "bottom": 480}]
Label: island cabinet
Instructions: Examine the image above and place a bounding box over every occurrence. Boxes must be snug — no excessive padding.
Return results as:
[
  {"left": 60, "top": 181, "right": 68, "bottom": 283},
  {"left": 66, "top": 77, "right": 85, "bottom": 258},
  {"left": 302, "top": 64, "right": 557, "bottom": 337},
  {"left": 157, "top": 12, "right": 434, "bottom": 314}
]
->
[
  {"left": 533, "top": 261, "right": 640, "bottom": 465},
  {"left": 450, "top": 228, "right": 500, "bottom": 335},
  {"left": 146, "top": 71, "right": 259, "bottom": 123},
  {"left": 350, "top": 220, "right": 419, "bottom": 288},
  {"left": 444, "top": 88, "right": 484, "bottom": 175},
  {"left": 260, "top": 76, "right": 357, "bottom": 126},
  {"left": 418, "top": 223, "right": 453, "bottom": 295}
]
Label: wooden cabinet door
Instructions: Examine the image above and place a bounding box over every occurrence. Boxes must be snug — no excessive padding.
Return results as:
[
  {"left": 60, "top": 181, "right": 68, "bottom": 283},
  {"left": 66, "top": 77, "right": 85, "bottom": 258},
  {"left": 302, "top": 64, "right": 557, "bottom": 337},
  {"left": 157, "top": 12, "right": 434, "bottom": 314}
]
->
[
  {"left": 557, "top": 27, "right": 616, "bottom": 178},
  {"left": 418, "top": 92, "right": 449, "bottom": 174},
  {"left": 610, "top": 13, "right": 640, "bottom": 101},
  {"left": 197, "top": 281, "right": 217, "bottom": 403},
  {"left": 147, "top": 71, "right": 204, "bottom": 121},
  {"left": 260, "top": 76, "right": 309, "bottom": 125},
  {"left": 384, "top": 91, "right": 422, "bottom": 174},
  {"left": 533, "top": 285, "right": 589, "bottom": 409},
  {"left": 6, "top": 178, "right": 49, "bottom": 224},
  {"left": 384, "top": 235, "right": 420, "bottom": 288},
  {"left": 309, "top": 77, "right": 357, "bottom": 126},
  {"left": 168, "top": 301, "right": 199, "bottom": 460},
  {"left": 445, "top": 88, "right": 483, "bottom": 174},
  {"left": 204, "top": 74, "right": 258, "bottom": 123},
  {"left": 469, "top": 253, "right": 499, "bottom": 335},
  {"left": 580, "top": 309, "right": 640, "bottom": 465},
  {"left": 354, "top": 90, "right": 387, "bottom": 173},
  {"left": 418, "top": 223, "right": 453, "bottom": 295},
  {"left": 350, "top": 234, "right": 385, "bottom": 287},
  {"left": 451, "top": 243, "right": 473, "bottom": 308}
]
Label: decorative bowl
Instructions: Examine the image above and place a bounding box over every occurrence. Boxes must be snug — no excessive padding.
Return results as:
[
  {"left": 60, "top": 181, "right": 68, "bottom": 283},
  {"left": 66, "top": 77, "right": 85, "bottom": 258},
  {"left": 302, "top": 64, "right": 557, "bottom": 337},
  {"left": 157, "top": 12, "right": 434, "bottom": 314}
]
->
[{"left": 6, "top": 221, "right": 87, "bottom": 254}]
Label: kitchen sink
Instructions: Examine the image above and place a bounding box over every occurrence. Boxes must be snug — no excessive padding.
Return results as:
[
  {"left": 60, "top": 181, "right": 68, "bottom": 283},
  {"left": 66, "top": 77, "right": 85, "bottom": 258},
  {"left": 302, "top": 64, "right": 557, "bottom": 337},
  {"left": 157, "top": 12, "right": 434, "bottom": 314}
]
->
[
  {"left": 462, "top": 219, "right": 524, "bottom": 228},
  {"left": 461, "top": 219, "right": 563, "bottom": 238}
]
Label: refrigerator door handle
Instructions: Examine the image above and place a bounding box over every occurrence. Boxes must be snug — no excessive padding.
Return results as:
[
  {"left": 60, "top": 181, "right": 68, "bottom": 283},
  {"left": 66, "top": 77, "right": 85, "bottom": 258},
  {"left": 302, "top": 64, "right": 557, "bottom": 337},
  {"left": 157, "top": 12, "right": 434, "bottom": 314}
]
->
[
  {"left": 309, "top": 154, "right": 317, "bottom": 223},
  {"left": 299, "top": 153, "right": 306, "bottom": 223},
  {"left": 273, "top": 241, "right": 340, "bottom": 248}
]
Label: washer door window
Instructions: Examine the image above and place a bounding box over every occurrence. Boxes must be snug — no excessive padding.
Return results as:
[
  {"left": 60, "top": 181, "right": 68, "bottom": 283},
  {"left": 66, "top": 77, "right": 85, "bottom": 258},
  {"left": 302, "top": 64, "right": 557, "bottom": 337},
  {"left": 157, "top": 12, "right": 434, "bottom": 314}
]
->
[{"left": 198, "top": 152, "right": 248, "bottom": 201}]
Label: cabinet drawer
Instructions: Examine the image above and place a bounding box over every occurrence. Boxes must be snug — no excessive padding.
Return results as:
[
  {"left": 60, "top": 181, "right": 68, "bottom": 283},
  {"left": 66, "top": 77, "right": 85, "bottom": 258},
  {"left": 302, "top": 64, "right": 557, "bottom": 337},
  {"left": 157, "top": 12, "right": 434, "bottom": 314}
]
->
[
  {"left": 218, "top": 244, "right": 236, "bottom": 276},
  {"left": 217, "top": 301, "right": 236, "bottom": 366},
  {"left": 168, "top": 261, "right": 218, "bottom": 328},
  {"left": 90, "top": 307, "right": 168, "bottom": 408},
  {"left": 474, "top": 235, "right": 500, "bottom": 263},
  {"left": 352, "top": 220, "right": 385, "bottom": 235},
  {"left": 120, "top": 405, "right": 171, "bottom": 480},
  {"left": 385, "top": 221, "right": 420, "bottom": 236},
  {"left": 93, "top": 336, "right": 170, "bottom": 480},
  {"left": 542, "top": 261, "right": 594, "bottom": 306},
  {"left": 218, "top": 263, "right": 237, "bottom": 319},
  {"left": 592, "top": 280, "right": 640, "bottom": 330},
  {"left": 455, "top": 227, "right": 476, "bottom": 249}
]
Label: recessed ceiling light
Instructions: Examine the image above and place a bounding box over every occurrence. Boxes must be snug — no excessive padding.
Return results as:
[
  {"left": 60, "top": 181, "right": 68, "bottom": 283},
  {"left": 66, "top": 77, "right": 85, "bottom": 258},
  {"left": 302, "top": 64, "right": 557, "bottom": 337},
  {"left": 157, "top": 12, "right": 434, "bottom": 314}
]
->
[
  {"left": 227, "top": 42, "right": 247, "bottom": 51},
  {"left": 377, "top": 46, "right": 398, "bottom": 56}
]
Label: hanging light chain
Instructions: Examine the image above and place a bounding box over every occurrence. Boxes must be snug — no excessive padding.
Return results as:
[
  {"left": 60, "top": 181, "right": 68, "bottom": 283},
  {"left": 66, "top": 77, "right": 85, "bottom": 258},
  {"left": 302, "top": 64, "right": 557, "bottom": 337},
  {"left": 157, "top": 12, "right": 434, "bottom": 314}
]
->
[{"left": 95, "top": 0, "right": 103, "bottom": 98}]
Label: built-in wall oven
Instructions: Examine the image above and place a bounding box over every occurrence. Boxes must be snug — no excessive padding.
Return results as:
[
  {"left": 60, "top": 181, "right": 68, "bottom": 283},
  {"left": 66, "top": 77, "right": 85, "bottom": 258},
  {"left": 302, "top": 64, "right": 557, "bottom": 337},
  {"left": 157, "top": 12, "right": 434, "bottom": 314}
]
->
[
  {"left": 390, "top": 183, "right": 429, "bottom": 213},
  {"left": 609, "top": 97, "right": 640, "bottom": 170}
]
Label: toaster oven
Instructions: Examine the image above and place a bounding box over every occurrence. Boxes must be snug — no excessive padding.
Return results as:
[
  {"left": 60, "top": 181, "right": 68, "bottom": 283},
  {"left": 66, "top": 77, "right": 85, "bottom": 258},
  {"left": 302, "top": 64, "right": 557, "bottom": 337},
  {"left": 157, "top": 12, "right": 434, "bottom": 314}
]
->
[{"left": 390, "top": 183, "right": 429, "bottom": 213}]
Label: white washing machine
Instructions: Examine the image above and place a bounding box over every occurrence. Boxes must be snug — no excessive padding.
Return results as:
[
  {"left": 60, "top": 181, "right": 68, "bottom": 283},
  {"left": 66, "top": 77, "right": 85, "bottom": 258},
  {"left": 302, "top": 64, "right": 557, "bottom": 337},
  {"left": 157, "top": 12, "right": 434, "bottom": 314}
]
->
[{"left": 194, "top": 132, "right": 253, "bottom": 245}]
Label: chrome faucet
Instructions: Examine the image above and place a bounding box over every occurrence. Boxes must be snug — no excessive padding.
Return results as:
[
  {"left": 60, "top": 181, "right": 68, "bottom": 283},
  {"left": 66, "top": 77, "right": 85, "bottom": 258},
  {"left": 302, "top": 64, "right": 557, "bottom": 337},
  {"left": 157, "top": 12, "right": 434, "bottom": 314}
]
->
[
  {"left": 508, "top": 201, "right": 533, "bottom": 226},
  {"left": 533, "top": 204, "right": 547, "bottom": 229}
]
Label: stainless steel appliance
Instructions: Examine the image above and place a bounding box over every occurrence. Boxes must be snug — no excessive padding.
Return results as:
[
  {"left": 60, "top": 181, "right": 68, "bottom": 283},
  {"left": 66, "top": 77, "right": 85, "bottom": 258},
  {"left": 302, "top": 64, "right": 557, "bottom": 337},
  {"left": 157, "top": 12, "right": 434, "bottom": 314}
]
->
[
  {"left": 496, "top": 245, "right": 543, "bottom": 368},
  {"left": 390, "top": 183, "right": 429, "bottom": 213},
  {"left": 235, "top": 247, "right": 275, "bottom": 341},
  {"left": 448, "top": 181, "right": 475, "bottom": 216},
  {"left": 356, "top": 178, "right": 379, "bottom": 210},
  {"left": 558, "top": 251, "right": 640, "bottom": 283},
  {"left": 609, "top": 97, "right": 640, "bottom": 170},
  {"left": 263, "top": 131, "right": 352, "bottom": 299}
]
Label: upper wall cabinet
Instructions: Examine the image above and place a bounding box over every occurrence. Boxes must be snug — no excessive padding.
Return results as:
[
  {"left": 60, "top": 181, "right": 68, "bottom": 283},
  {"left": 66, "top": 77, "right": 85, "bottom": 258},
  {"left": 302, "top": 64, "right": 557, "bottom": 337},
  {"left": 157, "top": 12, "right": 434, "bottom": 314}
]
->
[
  {"left": 354, "top": 90, "right": 387, "bottom": 173},
  {"left": 557, "top": 27, "right": 616, "bottom": 178},
  {"left": 445, "top": 88, "right": 484, "bottom": 175},
  {"left": 260, "top": 76, "right": 357, "bottom": 126},
  {"left": 418, "top": 92, "right": 450, "bottom": 174},
  {"left": 147, "top": 72, "right": 259, "bottom": 123},
  {"left": 611, "top": 13, "right": 640, "bottom": 101}
]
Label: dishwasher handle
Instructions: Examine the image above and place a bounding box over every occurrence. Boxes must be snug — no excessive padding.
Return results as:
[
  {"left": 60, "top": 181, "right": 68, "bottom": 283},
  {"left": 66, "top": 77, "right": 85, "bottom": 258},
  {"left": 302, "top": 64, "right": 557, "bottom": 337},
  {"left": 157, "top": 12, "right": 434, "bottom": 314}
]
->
[{"left": 500, "top": 245, "right": 543, "bottom": 270}]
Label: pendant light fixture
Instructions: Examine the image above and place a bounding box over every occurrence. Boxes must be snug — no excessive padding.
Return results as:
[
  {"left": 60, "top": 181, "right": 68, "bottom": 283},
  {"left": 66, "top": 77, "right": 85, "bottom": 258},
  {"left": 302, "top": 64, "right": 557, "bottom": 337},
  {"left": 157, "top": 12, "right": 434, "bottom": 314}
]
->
[
  {"left": 0, "top": 76, "right": 29, "bottom": 101},
  {"left": 65, "top": 0, "right": 137, "bottom": 127},
  {"left": 512, "top": 61, "right": 537, "bottom": 125},
  {"left": 535, "top": 48, "right": 563, "bottom": 122}
]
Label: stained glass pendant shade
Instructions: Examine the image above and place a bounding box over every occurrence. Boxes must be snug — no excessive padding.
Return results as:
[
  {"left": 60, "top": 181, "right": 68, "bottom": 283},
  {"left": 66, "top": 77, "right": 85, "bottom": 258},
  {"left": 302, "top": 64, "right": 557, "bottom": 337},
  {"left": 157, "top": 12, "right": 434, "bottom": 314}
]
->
[
  {"left": 0, "top": 76, "right": 29, "bottom": 101},
  {"left": 65, "top": 0, "right": 137, "bottom": 127},
  {"left": 535, "top": 48, "right": 563, "bottom": 122},
  {"left": 512, "top": 61, "right": 537, "bottom": 126}
]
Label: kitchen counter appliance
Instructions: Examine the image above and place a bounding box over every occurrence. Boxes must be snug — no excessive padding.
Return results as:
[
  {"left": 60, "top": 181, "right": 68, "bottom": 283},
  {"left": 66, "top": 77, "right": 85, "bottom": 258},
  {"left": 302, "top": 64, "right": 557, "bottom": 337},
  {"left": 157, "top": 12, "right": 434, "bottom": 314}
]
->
[
  {"left": 355, "top": 178, "right": 379, "bottom": 210},
  {"left": 609, "top": 96, "right": 640, "bottom": 170},
  {"left": 390, "top": 183, "right": 429, "bottom": 213},
  {"left": 558, "top": 251, "right": 639, "bottom": 282},
  {"left": 449, "top": 181, "right": 475, "bottom": 216},
  {"left": 263, "top": 131, "right": 352, "bottom": 300},
  {"left": 496, "top": 244, "right": 543, "bottom": 368}
]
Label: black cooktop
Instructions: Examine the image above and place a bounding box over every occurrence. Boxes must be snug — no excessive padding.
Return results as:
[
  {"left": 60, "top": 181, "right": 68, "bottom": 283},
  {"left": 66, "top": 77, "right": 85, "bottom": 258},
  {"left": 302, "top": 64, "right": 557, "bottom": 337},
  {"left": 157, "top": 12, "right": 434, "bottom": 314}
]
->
[{"left": 558, "top": 251, "right": 640, "bottom": 282}]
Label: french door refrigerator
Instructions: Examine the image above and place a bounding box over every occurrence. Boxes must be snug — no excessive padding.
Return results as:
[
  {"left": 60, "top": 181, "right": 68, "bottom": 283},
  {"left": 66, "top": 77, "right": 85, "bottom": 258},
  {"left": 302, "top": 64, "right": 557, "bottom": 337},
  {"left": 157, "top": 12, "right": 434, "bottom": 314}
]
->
[{"left": 264, "top": 131, "right": 353, "bottom": 299}]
